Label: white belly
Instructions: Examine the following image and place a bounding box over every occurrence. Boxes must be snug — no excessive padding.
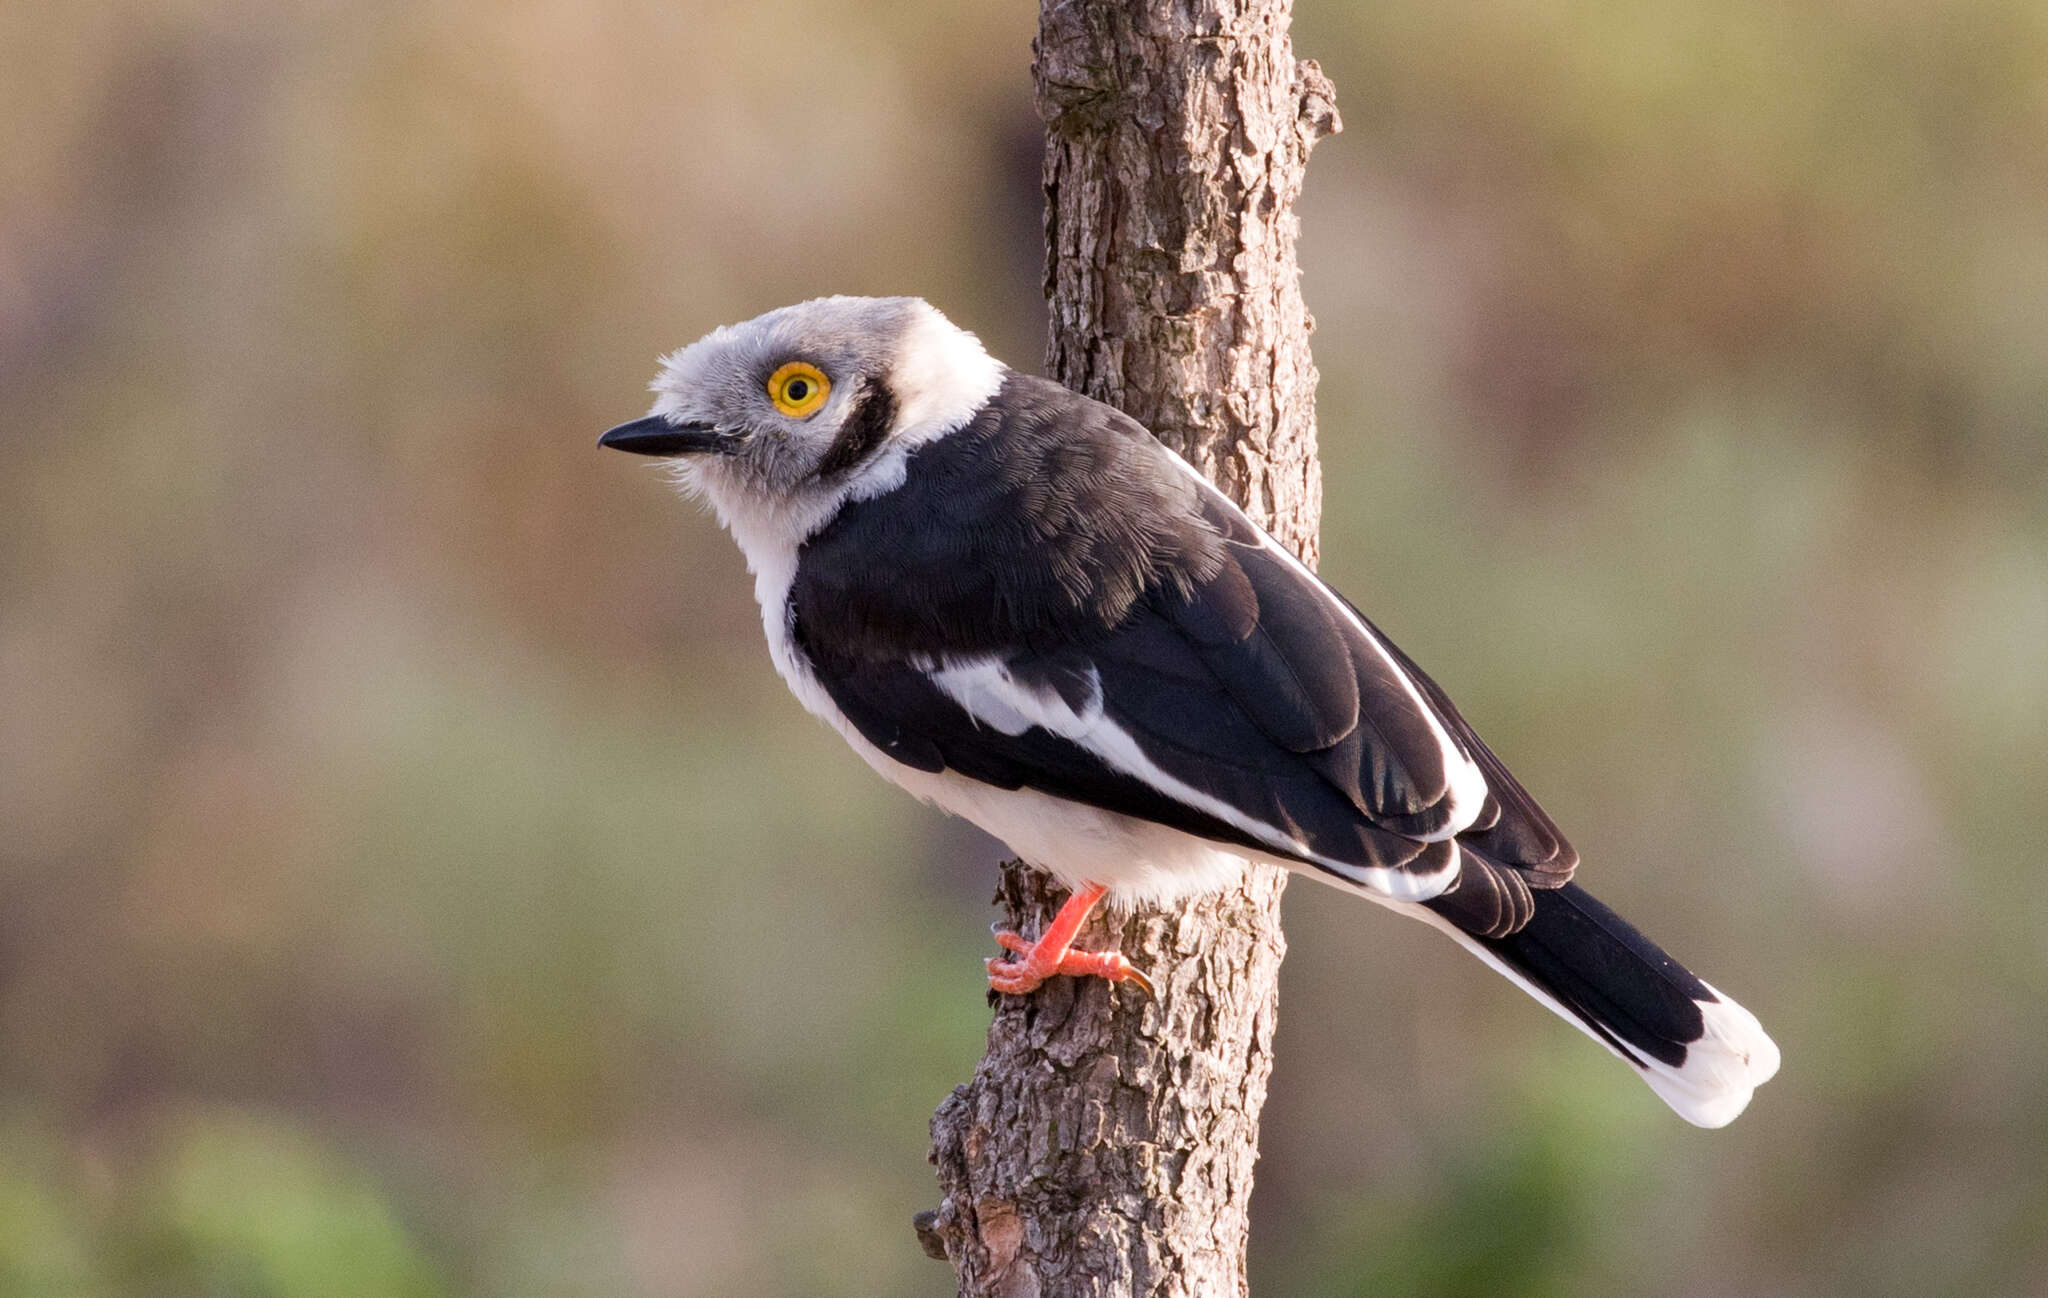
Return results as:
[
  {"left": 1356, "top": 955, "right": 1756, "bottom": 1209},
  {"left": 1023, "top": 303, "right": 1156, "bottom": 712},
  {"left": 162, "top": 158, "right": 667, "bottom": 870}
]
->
[{"left": 858, "top": 751, "right": 1252, "bottom": 908}]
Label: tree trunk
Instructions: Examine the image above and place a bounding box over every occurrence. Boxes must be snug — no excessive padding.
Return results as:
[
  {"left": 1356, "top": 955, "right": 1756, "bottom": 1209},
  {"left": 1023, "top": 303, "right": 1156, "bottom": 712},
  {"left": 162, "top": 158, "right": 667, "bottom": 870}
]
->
[{"left": 917, "top": 3, "right": 1341, "bottom": 1294}]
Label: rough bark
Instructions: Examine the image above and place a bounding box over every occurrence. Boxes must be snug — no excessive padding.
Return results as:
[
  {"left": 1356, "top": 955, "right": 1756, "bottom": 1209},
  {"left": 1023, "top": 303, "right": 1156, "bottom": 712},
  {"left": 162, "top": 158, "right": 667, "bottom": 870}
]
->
[{"left": 917, "top": 3, "right": 1340, "bottom": 1295}]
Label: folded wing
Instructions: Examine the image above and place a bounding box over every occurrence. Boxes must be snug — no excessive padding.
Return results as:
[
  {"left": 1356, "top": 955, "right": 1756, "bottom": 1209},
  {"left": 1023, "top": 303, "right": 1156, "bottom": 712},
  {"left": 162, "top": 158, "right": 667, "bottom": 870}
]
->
[{"left": 789, "top": 373, "right": 1576, "bottom": 909}]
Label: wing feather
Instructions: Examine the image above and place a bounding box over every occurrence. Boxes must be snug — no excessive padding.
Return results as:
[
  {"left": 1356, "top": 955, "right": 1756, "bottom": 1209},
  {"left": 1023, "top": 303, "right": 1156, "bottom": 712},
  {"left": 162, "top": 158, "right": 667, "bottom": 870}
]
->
[{"left": 788, "top": 371, "right": 1573, "bottom": 908}]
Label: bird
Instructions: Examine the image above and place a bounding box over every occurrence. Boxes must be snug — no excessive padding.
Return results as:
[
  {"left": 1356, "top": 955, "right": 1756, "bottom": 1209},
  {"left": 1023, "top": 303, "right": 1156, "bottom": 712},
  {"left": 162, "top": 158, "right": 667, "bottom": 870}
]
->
[{"left": 599, "top": 294, "right": 1781, "bottom": 1127}]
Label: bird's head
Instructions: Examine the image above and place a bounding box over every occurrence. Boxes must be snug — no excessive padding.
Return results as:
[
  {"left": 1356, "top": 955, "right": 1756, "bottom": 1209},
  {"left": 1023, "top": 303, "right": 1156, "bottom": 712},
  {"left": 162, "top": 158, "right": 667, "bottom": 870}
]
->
[{"left": 601, "top": 296, "right": 1006, "bottom": 537}]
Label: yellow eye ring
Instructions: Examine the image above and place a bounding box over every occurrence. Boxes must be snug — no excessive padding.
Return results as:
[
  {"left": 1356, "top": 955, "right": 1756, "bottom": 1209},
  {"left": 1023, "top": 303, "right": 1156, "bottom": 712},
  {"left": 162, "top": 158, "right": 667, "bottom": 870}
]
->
[{"left": 767, "top": 361, "right": 831, "bottom": 418}]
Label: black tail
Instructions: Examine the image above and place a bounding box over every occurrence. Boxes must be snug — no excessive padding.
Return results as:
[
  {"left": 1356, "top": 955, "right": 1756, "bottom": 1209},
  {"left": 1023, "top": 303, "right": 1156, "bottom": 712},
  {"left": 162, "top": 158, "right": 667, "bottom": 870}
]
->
[{"left": 1423, "top": 879, "right": 1779, "bottom": 1126}]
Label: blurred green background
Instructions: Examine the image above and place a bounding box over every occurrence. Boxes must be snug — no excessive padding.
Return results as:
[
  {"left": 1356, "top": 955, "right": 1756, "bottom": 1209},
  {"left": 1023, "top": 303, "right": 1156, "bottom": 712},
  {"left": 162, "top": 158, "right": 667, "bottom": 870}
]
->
[{"left": 4, "top": 0, "right": 2046, "bottom": 1294}]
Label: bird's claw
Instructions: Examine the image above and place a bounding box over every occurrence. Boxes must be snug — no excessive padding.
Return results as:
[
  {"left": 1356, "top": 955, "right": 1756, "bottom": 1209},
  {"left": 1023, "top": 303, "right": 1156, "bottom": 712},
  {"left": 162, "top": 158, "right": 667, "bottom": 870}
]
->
[{"left": 985, "top": 927, "right": 1154, "bottom": 998}]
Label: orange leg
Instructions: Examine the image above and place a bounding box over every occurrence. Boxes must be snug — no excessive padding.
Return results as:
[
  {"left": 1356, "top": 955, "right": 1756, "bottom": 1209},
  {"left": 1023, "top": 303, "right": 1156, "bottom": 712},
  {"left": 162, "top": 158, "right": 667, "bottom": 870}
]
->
[{"left": 985, "top": 882, "right": 1155, "bottom": 998}]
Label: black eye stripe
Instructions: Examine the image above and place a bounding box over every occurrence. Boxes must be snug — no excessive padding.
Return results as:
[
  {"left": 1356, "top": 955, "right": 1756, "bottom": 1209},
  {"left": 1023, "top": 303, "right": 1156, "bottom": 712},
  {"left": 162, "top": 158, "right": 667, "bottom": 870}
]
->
[{"left": 815, "top": 377, "right": 896, "bottom": 477}]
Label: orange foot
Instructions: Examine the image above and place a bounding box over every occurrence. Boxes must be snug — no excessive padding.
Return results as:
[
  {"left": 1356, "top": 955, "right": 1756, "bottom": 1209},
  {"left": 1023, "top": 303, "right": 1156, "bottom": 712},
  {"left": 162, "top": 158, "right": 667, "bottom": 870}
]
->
[{"left": 985, "top": 882, "right": 1155, "bottom": 998}]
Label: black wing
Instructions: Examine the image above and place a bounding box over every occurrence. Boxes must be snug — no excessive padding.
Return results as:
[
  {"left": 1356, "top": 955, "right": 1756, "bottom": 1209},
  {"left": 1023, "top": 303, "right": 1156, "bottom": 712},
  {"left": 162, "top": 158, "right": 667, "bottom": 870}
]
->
[{"left": 791, "top": 373, "right": 1574, "bottom": 906}]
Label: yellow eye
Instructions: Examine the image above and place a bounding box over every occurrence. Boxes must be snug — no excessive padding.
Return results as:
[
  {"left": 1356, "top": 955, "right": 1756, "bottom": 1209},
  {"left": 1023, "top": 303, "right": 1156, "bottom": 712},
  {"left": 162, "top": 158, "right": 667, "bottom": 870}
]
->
[{"left": 767, "top": 361, "right": 830, "bottom": 418}]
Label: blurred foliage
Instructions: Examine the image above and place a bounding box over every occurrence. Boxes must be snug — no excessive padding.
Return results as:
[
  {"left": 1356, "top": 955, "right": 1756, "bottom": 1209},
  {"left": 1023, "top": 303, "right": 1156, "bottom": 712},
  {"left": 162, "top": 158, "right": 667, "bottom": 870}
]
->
[{"left": 2, "top": 0, "right": 2045, "bottom": 1294}]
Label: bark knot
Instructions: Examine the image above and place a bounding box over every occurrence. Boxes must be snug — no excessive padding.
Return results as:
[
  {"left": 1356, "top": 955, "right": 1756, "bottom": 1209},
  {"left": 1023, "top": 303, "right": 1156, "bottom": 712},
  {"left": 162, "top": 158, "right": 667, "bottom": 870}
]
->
[{"left": 1293, "top": 59, "right": 1341, "bottom": 143}]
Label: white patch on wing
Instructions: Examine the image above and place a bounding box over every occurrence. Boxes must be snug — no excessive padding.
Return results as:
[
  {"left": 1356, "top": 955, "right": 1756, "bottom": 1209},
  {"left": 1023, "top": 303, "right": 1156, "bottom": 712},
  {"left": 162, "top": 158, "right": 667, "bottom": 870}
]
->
[
  {"left": 766, "top": 641, "right": 1249, "bottom": 905},
  {"left": 1162, "top": 458, "right": 1490, "bottom": 839},
  {"left": 927, "top": 658, "right": 1461, "bottom": 902}
]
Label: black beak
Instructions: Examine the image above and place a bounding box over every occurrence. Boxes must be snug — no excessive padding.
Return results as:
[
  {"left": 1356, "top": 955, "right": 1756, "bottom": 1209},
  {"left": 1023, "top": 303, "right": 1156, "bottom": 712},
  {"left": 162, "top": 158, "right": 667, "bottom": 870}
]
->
[{"left": 597, "top": 415, "right": 736, "bottom": 457}]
